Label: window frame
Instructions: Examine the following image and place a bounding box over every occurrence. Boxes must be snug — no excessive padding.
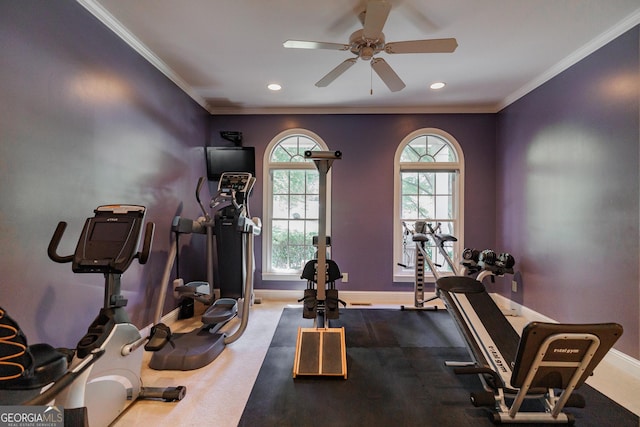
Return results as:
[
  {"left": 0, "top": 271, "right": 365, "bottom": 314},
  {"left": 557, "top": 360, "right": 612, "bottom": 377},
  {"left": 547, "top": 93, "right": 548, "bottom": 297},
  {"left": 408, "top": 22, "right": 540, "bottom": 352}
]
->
[
  {"left": 393, "top": 128, "right": 465, "bottom": 282},
  {"left": 262, "top": 128, "right": 331, "bottom": 281}
]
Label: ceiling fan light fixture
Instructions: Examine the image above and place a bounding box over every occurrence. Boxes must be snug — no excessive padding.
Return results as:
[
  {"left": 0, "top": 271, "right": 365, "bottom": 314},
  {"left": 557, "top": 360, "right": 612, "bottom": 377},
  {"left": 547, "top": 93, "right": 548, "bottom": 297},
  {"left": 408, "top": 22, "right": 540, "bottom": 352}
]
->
[
  {"left": 361, "top": 45, "right": 375, "bottom": 61},
  {"left": 267, "top": 83, "right": 282, "bottom": 91},
  {"left": 430, "top": 82, "right": 446, "bottom": 90}
]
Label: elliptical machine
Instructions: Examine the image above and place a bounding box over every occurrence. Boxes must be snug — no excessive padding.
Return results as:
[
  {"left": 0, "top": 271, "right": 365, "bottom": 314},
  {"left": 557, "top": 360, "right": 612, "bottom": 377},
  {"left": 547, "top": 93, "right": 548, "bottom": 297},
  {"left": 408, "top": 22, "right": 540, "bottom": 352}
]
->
[
  {"left": 0, "top": 205, "right": 185, "bottom": 426},
  {"left": 149, "top": 172, "right": 261, "bottom": 371}
]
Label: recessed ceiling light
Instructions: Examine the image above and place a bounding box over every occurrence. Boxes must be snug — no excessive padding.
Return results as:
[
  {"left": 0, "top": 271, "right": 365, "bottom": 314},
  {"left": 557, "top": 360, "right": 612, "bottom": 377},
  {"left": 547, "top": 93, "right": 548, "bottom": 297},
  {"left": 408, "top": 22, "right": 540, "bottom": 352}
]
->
[
  {"left": 430, "top": 82, "right": 446, "bottom": 90},
  {"left": 267, "top": 83, "right": 282, "bottom": 91}
]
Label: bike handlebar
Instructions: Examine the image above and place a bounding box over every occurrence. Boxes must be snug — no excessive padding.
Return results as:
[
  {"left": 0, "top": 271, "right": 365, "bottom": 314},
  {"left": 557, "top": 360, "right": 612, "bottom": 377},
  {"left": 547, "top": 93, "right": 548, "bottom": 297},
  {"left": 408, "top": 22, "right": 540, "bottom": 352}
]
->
[
  {"left": 137, "top": 222, "right": 155, "bottom": 264},
  {"left": 47, "top": 222, "right": 74, "bottom": 263}
]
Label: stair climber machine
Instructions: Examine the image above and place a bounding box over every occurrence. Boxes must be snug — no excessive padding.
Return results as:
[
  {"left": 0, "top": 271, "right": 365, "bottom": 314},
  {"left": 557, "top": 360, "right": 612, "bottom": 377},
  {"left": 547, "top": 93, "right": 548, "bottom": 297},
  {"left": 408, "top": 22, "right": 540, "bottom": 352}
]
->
[
  {"left": 293, "top": 150, "right": 348, "bottom": 379},
  {"left": 0, "top": 205, "right": 185, "bottom": 427},
  {"left": 399, "top": 220, "right": 459, "bottom": 311},
  {"left": 149, "top": 172, "right": 261, "bottom": 371},
  {"left": 399, "top": 220, "right": 516, "bottom": 311}
]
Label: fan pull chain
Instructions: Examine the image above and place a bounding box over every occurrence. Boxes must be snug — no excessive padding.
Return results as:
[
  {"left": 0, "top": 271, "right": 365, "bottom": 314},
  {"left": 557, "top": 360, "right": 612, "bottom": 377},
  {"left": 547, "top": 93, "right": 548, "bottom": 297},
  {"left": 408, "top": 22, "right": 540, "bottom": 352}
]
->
[{"left": 370, "top": 61, "right": 373, "bottom": 95}]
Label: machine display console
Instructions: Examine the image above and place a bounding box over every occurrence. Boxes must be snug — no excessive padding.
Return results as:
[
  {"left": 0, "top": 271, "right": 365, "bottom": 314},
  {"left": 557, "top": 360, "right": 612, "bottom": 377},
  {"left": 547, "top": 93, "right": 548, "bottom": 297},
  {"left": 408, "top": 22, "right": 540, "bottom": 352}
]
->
[
  {"left": 73, "top": 205, "right": 146, "bottom": 274},
  {"left": 218, "top": 172, "right": 253, "bottom": 193}
]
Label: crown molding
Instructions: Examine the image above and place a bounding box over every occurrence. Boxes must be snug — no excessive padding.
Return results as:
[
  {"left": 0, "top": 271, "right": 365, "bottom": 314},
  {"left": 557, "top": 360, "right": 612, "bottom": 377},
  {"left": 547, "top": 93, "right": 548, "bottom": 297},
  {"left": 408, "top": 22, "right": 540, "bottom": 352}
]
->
[
  {"left": 76, "top": 0, "right": 210, "bottom": 111},
  {"left": 498, "top": 8, "right": 640, "bottom": 112},
  {"left": 77, "top": 1, "right": 639, "bottom": 116}
]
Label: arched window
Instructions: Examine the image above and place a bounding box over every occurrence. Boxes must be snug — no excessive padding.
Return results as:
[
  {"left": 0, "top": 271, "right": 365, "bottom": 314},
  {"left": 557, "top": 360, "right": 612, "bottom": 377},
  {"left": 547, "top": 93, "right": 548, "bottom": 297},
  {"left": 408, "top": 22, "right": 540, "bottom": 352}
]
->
[
  {"left": 393, "top": 128, "right": 465, "bottom": 281},
  {"left": 262, "top": 129, "right": 330, "bottom": 279}
]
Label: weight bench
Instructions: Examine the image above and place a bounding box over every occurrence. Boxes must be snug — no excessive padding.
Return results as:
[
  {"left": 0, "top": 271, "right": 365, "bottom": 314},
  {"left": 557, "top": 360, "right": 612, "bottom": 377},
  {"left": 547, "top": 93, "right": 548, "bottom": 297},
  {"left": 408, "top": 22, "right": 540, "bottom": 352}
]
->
[{"left": 436, "top": 276, "right": 623, "bottom": 424}]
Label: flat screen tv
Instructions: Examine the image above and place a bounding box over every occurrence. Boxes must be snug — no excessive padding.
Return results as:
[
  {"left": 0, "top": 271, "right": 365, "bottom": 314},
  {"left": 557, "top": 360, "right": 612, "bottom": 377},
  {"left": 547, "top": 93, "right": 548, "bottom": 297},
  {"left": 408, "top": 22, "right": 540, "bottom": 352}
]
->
[{"left": 205, "top": 146, "right": 255, "bottom": 181}]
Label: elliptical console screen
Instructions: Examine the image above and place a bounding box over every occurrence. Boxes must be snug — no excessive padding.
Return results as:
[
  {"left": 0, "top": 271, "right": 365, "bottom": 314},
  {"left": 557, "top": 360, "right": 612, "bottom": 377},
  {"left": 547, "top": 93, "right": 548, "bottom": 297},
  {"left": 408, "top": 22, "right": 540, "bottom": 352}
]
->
[{"left": 218, "top": 172, "right": 252, "bottom": 193}]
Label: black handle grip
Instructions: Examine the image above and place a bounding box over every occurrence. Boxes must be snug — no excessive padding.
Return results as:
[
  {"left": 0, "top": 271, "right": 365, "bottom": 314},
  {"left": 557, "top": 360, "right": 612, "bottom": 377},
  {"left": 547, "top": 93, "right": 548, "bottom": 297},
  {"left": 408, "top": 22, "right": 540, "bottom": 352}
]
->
[
  {"left": 47, "top": 222, "right": 74, "bottom": 263},
  {"left": 196, "top": 176, "right": 206, "bottom": 199},
  {"left": 138, "top": 222, "right": 155, "bottom": 264}
]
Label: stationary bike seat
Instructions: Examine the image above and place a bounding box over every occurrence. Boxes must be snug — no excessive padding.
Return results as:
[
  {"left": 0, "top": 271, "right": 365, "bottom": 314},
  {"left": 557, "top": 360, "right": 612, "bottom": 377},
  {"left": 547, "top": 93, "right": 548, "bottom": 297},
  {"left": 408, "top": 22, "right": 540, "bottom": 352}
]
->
[
  {"left": 21, "top": 344, "right": 68, "bottom": 389},
  {"left": 0, "top": 306, "right": 68, "bottom": 393},
  {"left": 0, "top": 343, "right": 68, "bottom": 406},
  {"left": 202, "top": 298, "right": 238, "bottom": 325}
]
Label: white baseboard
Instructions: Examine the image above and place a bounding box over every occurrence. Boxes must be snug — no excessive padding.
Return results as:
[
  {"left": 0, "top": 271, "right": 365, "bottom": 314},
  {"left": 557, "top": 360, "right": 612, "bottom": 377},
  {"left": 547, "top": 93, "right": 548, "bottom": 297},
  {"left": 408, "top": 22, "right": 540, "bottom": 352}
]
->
[
  {"left": 254, "top": 289, "right": 446, "bottom": 309},
  {"left": 254, "top": 289, "right": 420, "bottom": 305},
  {"left": 160, "top": 306, "right": 181, "bottom": 325}
]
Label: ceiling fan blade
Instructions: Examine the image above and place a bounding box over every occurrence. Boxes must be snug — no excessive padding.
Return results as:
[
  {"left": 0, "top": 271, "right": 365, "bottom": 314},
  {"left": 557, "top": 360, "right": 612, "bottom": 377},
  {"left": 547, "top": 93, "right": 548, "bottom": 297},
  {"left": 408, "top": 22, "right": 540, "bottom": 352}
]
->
[
  {"left": 371, "top": 58, "right": 405, "bottom": 92},
  {"left": 363, "top": 1, "right": 391, "bottom": 40},
  {"left": 283, "top": 40, "right": 350, "bottom": 51},
  {"left": 384, "top": 38, "right": 458, "bottom": 54},
  {"left": 315, "top": 58, "right": 358, "bottom": 87}
]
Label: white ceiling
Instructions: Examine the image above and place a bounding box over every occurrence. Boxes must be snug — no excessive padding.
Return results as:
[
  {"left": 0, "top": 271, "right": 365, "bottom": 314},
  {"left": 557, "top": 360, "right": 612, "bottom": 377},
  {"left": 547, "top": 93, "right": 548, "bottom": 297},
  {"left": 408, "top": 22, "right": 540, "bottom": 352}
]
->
[{"left": 82, "top": 0, "right": 640, "bottom": 114}]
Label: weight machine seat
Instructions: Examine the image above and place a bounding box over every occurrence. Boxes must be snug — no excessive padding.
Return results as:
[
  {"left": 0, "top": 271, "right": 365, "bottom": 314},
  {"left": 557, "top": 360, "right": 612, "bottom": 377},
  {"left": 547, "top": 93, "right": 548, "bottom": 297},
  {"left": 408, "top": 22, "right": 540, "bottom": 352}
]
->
[
  {"left": 436, "top": 276, "right": 623, "bottom": 423},
  {"left": 301, "top": 259, "right": 342, "bottom": 284},
  {"left": 511, "top": 321, "right": 623, "bottom": 389},
  {"left": 437, "top": 275, "right": 485, "bottom": 294}
]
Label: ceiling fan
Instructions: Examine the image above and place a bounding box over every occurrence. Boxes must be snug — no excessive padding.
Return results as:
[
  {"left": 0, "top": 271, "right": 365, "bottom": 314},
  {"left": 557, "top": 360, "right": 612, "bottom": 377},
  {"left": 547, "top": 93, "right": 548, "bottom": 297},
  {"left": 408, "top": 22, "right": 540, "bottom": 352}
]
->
[{"left": 283, "top": 0, "right": 458, "bottom": 92}]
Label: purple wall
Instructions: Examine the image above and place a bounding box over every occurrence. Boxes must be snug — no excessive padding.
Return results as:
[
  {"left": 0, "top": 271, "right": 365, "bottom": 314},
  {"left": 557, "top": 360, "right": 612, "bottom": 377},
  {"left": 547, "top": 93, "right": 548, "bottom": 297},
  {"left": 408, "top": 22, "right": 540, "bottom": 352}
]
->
[
  {"left": 0, "top": 2, "right": 210, "bottom": 347},
  {"left": 496, "top": 26, "right": 639, "bottom": 357},
  {"left": 210, "top": 114, "right": 497, "bottom": 292},
  {"left": 1, "top": 2, "right": 636, "bottom": 360}
]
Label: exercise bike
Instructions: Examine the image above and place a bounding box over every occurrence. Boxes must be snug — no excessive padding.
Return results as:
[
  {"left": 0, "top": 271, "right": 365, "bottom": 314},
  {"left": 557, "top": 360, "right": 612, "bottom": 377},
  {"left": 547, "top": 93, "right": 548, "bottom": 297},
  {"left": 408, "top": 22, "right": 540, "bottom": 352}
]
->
[{"left": 0, "top": 205, "right": 186, "bottom": 426}]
